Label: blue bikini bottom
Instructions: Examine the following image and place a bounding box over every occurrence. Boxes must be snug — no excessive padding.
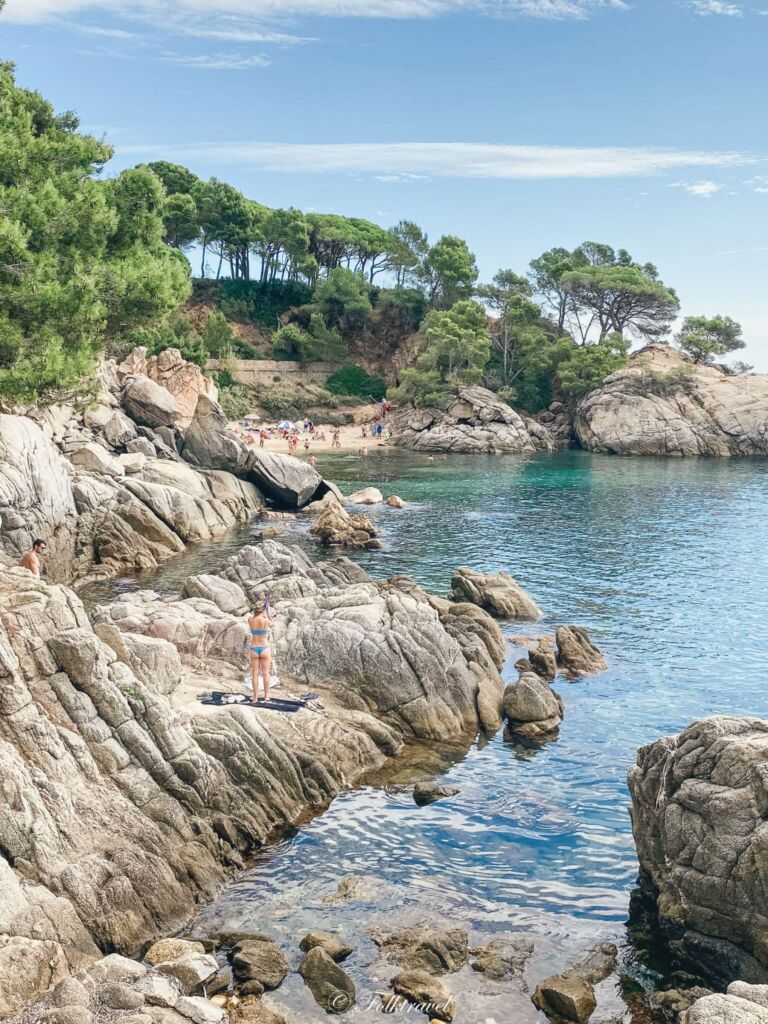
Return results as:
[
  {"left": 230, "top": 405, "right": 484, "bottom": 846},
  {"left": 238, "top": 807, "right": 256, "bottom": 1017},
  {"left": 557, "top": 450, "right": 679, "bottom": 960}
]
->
[{"left": 250, "top": 645, "right": 270, "bottom": 656}]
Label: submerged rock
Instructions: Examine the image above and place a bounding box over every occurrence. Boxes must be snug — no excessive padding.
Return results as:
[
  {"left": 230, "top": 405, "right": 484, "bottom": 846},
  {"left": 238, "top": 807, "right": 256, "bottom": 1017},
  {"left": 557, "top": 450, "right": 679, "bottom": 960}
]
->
[
  {"left": 389, "top": 970, "right": 456, "bottom": 1022},
  {"left": 374, "top": 925, "right": 468, "bottom": 976},
  {"left": 299, "top": 932, "right": 353, "bottom": 962},
  {"left": 471, "top": 935, "right": 534, "bottom": 982},
  {"left": 413, "top": 782, "right": 460, "bottom": 806},
  {"left": 298, "top": 946, "right": 356, "bottom": 1014},
  {"left": 451, "top": 567, "right": 541, "bottom": 620}
]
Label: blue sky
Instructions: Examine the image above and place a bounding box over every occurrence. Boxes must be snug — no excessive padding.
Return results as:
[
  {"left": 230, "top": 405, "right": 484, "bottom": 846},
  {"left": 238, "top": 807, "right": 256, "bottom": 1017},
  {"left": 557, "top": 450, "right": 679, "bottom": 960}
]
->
[{"left": 3, "top": 0, "right": 767, "bottom": 366}]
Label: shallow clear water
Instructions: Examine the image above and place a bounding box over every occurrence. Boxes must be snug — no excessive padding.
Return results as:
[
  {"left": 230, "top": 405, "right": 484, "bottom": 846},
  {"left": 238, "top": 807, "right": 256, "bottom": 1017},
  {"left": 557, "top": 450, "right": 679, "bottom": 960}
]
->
[{"left": 89, "top": 450, "right": 768, "bottom": 1019}]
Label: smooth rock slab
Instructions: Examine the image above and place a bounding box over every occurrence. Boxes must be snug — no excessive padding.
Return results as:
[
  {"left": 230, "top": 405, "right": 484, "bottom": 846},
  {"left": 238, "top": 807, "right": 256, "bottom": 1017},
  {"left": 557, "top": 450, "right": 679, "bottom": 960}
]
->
[
  {"left": 298, "top": 946, "right": 356, "bottom": 1013},
  {"left": 347, "top": 487, "right": 383, "bottom": 505},
  {"left": 683, "top": 993, "right": 768, "bottom": 1023},
  {"left": 174, "top": 996, "right": 226, "bottom": 1024}
]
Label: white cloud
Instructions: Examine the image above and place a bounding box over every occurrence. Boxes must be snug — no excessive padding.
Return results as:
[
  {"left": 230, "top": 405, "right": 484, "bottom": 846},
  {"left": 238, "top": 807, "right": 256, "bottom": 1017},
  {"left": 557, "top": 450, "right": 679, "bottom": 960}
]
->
[
  {"left": 72, "top": 23, "right": 139, "bottom": 38},
  {"left": 2, "top": 0, "right": 628, "bottom": 25},
  {"left": 670, "top": 179, "right": 724, "bottom": 197},
  {"left": 120, "top": 141, "right": 754, "bottom": 180},
  {"left": 161, "top": 53, "right": 271, "bottom": 71},
  {"left": 687, "top": 0, "right": 743, "bottom": 15},
  {"left": 746, "top": 175, "right": 768, "bottom": 193}
]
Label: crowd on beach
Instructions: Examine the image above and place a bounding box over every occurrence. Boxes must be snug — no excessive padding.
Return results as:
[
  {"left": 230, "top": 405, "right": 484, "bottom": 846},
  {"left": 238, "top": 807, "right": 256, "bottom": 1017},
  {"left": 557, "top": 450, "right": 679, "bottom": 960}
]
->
[{"left": 231, "top": 397, "right": 394, "bottom": 461}]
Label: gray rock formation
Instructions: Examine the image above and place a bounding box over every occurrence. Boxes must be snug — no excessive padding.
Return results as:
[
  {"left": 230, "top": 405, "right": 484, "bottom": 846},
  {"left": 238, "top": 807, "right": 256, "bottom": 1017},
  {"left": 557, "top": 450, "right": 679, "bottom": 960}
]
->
[
  {"left": 532, "top": 973, "right": 596, "bottom": 1023},
  {"left": 451, "top": 567, "right": 542, "bottom": 620},
  {"left": 503, "top": 672, "right": 564, "bottom": 741},
  {"left": 390, "top": 386, "right": 554, "bottom": 454},
  {"left": 576, "top": 345, "right": 768, "bottom": 456},
  {"left": 0, "top": 413, "right": 262, "bottom": 584},
  {"left": 298, "top": 932, "right": 353, "bottom": 962},
  {"left": 683, "top": 984, "right": 768, "bottom": 1023},
  {"left": 181, "top": 395, "right": 323, "bottom": 508},
  {"left": 628, "top": 717, "right": 768, "bottom": 987}
]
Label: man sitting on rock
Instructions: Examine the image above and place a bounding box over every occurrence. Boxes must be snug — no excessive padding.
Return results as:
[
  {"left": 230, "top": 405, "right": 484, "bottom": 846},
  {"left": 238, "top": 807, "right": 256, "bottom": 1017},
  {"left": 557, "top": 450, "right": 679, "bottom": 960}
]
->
[{"left": 19, "top": 538, "right": 46, "bottom": 577}]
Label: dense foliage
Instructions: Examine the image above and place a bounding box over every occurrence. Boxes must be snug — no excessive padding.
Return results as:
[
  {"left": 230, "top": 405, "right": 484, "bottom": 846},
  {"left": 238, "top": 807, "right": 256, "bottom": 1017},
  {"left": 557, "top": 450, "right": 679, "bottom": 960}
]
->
[
  {"left": 0, "top": 62, "right": 190, "bottom": 401},
  {"left": 325, "top": 364, "right": 387, "bottom": 401},
  {"left": 1, "top": 59, "right": 748, "bottom": 412}
]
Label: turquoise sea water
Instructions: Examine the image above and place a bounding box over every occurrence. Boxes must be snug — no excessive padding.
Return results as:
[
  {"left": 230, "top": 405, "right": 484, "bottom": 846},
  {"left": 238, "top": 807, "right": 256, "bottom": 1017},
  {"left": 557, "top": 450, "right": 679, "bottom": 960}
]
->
[{"left": 92, "top": 450, "right": 768, "bottom": 1019}]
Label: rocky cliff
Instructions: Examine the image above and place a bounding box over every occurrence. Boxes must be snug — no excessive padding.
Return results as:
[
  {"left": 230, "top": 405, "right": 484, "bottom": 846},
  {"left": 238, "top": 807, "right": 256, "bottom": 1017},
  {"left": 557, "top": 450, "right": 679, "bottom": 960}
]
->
[
  {"left": 0, "top": 540, "right": 505, "bottom": 1017},
  {"left": 576, "top": 345, "right": 768, "bottom": 456},
  {"left": 628, "top": 716, "right": 768, "bottom": 988},
  {"left": 390, "top": 386, "right": 555, "bottom": 454},
  {"left": 0, "top": 348, "right": 324, "bottom": 584}
]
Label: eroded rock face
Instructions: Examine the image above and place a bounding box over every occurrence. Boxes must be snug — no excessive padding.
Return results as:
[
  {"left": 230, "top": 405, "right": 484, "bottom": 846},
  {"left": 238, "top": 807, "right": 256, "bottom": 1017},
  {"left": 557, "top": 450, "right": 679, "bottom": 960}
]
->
[
  {"left": 575, "top": 345, "right": 768, "bottom": 457},
  {"left": 451, "top": 567, "right": 542, "bottom": 620},
  {"left": 628, "top": 717, "right": 768, "bottom": 987},
  {"left": 122, "top": 375, "right": 179, "bottom": 430},
  {"left": 390, "top": 386, "right": 555, "bottom": 454}
]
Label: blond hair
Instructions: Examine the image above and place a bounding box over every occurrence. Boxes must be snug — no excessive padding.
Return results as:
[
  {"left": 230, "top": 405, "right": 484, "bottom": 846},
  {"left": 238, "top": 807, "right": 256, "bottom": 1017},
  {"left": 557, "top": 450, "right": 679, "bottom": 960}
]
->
[{"left": 252, "top": 600, "right": 266, "bottom": 615}]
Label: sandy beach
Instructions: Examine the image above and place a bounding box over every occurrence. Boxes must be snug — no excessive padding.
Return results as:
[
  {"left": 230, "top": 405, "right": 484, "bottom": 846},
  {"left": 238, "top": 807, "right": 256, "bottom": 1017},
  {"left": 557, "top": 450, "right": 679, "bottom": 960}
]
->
[{"left": 229, "top": 416, "right": 394, "bottom": 456}]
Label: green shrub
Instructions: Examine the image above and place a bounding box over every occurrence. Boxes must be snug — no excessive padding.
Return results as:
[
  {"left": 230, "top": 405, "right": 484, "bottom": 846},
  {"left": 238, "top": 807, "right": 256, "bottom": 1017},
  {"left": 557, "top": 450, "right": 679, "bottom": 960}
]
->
[
  {"left": 218, "top": 383, "right": 252, "bottom": 421},
  {"left": 257, "top": 383, "right": 304, "bottom": 421},
  {"left": 325, "top": 364, "right": 386, "bottom": 400},
  {"left": 195, "top": 279, "right": 313, "bottom": 329}
]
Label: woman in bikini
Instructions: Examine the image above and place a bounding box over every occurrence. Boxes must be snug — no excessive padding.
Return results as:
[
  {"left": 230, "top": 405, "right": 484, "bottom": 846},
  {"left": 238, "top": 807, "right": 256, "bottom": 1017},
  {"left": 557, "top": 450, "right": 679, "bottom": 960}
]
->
[{"left": 248, "top": 599, "right": 275, "bottom": 702}]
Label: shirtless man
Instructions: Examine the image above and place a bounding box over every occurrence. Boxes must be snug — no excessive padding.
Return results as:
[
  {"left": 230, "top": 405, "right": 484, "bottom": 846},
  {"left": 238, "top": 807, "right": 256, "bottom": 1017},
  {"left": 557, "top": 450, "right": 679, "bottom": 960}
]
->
[{"left": 19, "top": 538, "right": 46, "bottom": 576}]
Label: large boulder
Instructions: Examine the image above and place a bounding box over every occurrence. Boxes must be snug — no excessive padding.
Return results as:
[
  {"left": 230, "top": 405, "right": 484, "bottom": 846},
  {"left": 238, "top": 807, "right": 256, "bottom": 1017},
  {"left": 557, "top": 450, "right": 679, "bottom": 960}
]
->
[
  {"left": 145, "top": 348, "right": 218, "bottom": 430},
  {"left": 628, "top": 717, "right": 768, "bottom": 987},
  {"left": 182, "top": 395, "right": 322, "bottom": 508},
  {"left": 532, "top": 973, "right": 597, "bottom": 1023},
  {"left": 503, "top": 672, "right": 564, "bottom": 741},
  {"left": 555, "top": 626, "right": 607, "bottom": 677},
  {"left": 451, "top": 567, "right": 541, "bottom": 620},
  {"left": 576, "top": 345, "right": 768, "bottom": 456},
  {"left": 122, "top": 374, "right": 179, "bottom": 430},
  {"left": 389, "top": 970, "right": 455, "bottom": 1022},
  {"left": 390, "top": 386, "right": 554, "bottom": 454}
]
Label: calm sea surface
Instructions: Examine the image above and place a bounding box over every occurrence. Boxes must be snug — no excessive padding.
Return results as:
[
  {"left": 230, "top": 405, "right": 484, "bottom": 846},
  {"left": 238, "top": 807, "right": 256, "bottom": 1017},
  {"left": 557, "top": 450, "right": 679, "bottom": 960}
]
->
[{"left": 85, "top": 450, "right": 768, "bottom": 1020}]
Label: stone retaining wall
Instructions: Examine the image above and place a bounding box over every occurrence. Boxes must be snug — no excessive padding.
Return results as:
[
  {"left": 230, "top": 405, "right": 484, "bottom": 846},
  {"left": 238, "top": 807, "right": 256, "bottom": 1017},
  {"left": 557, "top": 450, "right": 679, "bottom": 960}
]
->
[{"left": 206, "top": 359, "right": 339, "bottom": 388}]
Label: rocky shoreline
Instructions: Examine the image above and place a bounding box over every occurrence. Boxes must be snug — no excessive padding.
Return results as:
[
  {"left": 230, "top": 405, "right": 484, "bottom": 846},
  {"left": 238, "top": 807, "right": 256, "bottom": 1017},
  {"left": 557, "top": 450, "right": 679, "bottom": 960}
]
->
[{"left": 390, "top": 346, "right": 768, "bottom": 458}]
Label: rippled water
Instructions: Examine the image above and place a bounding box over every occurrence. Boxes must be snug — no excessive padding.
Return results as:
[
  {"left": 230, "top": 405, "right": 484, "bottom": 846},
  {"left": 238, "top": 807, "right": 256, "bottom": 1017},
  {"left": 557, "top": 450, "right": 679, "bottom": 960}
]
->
[{"left": 88, "top": 450, "right": 768, "bottom": 1019}]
